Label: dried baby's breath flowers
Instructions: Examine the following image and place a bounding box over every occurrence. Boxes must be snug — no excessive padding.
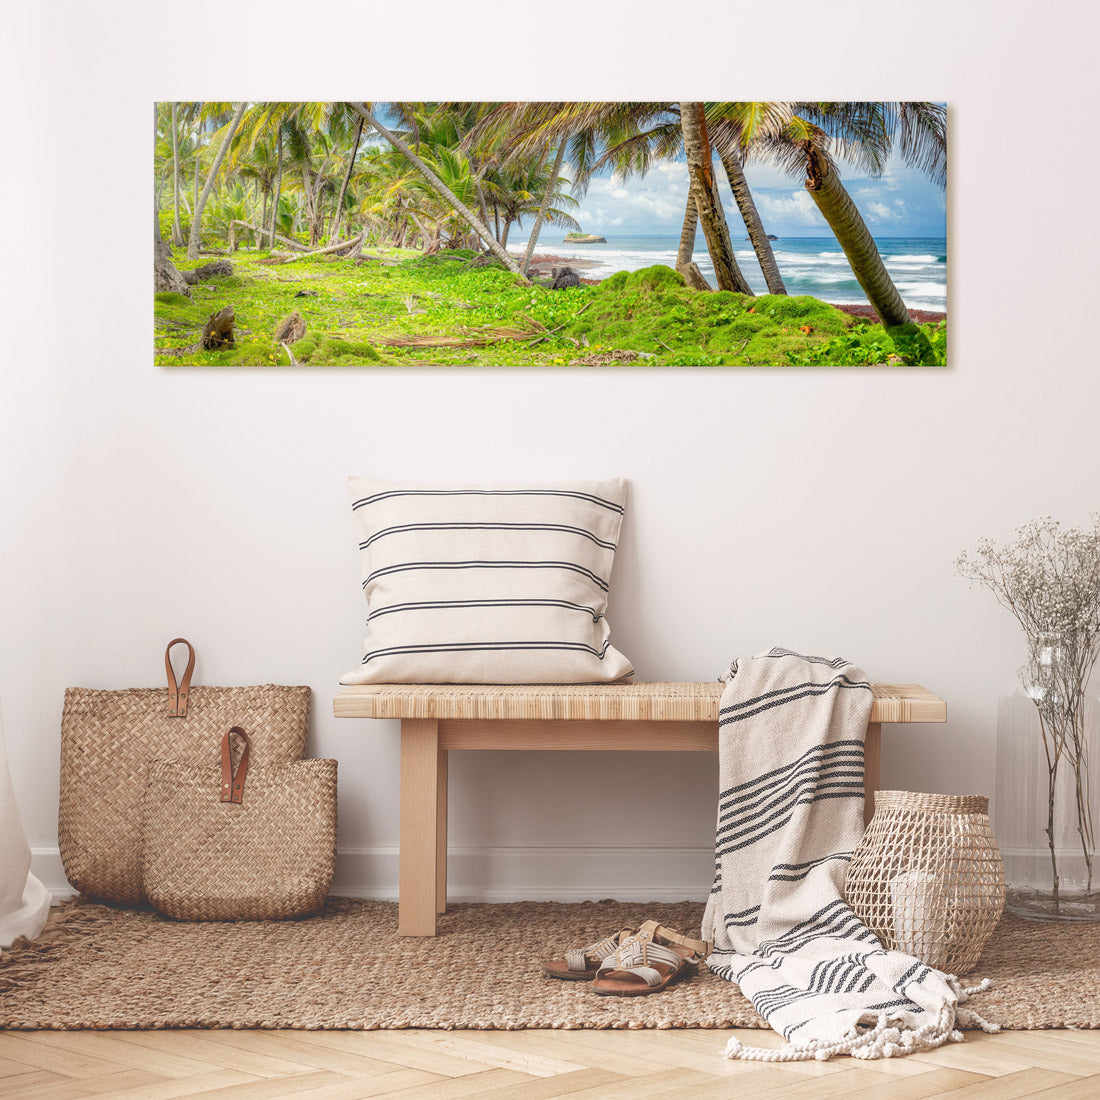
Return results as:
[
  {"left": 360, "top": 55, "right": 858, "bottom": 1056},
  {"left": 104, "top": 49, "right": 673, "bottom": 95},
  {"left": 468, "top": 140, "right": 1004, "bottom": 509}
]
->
[{"left": 958, "top": 513, "right": 1100, "bottom": 910}]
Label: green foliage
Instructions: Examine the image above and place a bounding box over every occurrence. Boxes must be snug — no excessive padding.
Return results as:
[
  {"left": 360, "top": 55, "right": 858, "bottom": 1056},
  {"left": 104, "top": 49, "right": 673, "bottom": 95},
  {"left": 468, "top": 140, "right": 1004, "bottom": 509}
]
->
[
  {"left": 157, "top": 210, "right": 183, "bottom": 243},
  {"left": 154, "top": 291, "right": 195, "bottom": 309},
  {"left": 597, "top": 271, "right": 629, "bottom": 293},
  {"left": 152, "top": 252, "right": 946, "bottom": 368},
  {"left": 153, "top": 292, "right": 206, "bottom": 328},
  {"left": 793, "top": 319, "right": 946, "bottom": 366},
  {"left": 293, "top": 335, "right": 382, "bottom": 363},
  {"left": 621, "top": 265, "right": 686, "bottom": 292},
  {"left": 577, "top": 267, "right": 855, "bottom": 364}
]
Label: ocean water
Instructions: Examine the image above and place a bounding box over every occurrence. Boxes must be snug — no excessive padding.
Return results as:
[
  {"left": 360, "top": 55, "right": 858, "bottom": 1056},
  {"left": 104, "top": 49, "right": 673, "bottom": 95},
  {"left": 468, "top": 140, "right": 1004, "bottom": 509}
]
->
[{"left": 511, "top": 235, "right": 947, "bottom": 313}]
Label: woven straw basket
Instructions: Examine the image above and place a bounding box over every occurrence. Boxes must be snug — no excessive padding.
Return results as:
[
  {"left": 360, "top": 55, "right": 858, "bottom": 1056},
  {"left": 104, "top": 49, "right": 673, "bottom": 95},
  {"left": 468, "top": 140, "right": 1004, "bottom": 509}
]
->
[
  {"left": 844, "top": 791, "right": 1005, "bottom": 975},
  {"left": 59, "top": 639, "right": 310, "bottom": 905},
  {"left": 142, "top": 727, "right": 337, "bottom": 921}
]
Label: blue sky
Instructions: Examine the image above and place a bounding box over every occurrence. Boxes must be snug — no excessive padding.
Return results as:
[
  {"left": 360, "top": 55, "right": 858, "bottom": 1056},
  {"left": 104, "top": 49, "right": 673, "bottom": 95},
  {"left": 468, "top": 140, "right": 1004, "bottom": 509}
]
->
[{"left": 566, "top": 148, "right": 947, "bottom": 239}]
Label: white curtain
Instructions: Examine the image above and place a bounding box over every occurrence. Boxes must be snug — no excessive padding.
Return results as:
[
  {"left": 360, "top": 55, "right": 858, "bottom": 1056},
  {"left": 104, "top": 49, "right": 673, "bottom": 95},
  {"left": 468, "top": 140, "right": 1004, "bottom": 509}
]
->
[{"left": 0, "top": 701, "right": 51, "bottom": 949}]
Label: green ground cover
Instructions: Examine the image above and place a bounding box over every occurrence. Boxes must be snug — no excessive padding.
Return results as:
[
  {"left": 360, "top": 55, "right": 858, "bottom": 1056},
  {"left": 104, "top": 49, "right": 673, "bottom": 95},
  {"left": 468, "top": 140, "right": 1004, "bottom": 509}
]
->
[{"left": 155, "top": 250, "right": 946, "bottom": 367}]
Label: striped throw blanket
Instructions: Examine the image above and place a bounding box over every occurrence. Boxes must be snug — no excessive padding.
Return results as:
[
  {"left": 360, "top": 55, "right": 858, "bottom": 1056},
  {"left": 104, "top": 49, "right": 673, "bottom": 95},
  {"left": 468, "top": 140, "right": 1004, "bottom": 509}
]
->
[{"left": 702, "top": 648, "right": 994, "bottom": 1061}]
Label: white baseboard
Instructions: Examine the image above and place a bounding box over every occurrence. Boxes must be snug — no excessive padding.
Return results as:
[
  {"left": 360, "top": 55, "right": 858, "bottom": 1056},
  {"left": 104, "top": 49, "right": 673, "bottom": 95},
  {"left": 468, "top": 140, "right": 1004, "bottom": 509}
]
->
[
  {"left": 30, "top": 849, "right": 76, "bottom": 900},
  {"left": 34, "top": 845, "right": 713, "bottom": 904}
]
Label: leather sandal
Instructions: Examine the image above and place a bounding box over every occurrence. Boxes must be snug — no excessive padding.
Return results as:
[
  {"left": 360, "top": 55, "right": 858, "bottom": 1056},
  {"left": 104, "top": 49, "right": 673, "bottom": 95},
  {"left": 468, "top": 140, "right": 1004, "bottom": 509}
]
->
[
  {"left": 540, "top": 926, "right": 638, "bottom": 981},
  {"left": 590, "top": 922, "right": 710, "bottom": 997}
]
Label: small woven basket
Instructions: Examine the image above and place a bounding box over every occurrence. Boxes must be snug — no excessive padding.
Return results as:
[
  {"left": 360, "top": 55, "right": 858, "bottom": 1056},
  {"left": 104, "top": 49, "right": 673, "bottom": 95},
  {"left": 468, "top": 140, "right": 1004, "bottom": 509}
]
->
[
  {"left": 141, "top": 727, "right": 337, "bottom": 921},
  {"left": 844, "top": 791, "right": 1005, "bottom": 974}
]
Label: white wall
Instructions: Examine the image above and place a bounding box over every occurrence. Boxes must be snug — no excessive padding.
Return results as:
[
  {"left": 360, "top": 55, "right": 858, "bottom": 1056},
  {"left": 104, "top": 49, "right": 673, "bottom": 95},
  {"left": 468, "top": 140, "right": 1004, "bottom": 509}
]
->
[{"left": 2, "top": 0, "right": 1095, "bottom": 900}]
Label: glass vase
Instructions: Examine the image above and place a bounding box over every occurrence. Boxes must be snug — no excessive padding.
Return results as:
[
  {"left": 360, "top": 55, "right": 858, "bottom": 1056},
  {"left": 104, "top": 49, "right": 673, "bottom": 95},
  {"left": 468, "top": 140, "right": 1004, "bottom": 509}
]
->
[{"left": 995, "top": 683, "right": 1100, "bottom": 921}]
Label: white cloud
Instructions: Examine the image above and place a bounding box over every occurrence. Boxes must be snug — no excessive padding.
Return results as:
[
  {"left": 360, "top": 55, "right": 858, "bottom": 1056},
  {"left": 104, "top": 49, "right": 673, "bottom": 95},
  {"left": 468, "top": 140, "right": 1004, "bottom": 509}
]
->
[
  {"left": 753, "top": 189, "right": 827, "bottom": 229},
  {"left": 566, "top": 165, "right": 689, "bottom": 232}
]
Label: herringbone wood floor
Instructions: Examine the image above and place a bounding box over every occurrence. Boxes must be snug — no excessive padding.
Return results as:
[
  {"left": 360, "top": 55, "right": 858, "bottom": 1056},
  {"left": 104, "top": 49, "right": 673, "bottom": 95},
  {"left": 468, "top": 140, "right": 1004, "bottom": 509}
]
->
[{"left": 1, "top": 1026, "right": 1099, "bottom": 1099}]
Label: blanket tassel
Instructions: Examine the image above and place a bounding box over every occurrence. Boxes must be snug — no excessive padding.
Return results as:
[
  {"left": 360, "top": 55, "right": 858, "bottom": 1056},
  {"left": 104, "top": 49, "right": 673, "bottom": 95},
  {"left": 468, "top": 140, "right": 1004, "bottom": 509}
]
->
[{"left": 724, "top": 978, "right": 1000, "bottom": 1062}]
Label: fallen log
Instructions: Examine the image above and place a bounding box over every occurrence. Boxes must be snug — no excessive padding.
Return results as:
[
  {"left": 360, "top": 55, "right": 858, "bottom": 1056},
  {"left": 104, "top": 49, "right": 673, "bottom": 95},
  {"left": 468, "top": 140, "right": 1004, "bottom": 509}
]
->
[
  {"left": 232, "top": 221, "right": 310, "bottom": 252},
  {"left": 265, "top": 234, "right": 390, "bottom": 265}
]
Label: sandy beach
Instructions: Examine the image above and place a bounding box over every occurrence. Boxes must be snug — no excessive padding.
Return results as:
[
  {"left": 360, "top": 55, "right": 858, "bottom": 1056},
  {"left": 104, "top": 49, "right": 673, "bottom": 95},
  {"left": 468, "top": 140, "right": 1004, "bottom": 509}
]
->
[
  {"left": 834, "top": 303, "right": 946, "bottom": 323},
  {"left": 520, "top": 252, "right": 601, "bottom": 272}
]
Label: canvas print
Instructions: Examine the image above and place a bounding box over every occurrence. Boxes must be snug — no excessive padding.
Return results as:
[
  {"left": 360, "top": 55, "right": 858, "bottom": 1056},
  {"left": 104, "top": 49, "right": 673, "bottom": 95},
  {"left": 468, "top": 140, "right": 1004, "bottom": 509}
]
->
[{"left": 154, "top": 102, "right": 947, "bottom": 367}]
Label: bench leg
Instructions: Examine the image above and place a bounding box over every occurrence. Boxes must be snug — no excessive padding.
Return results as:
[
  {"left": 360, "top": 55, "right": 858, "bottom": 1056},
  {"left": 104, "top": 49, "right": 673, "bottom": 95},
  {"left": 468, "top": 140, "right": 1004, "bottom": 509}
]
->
[
  {"left": 399, "top": 718, "right": 446, "bottom": 935},
  {"left": 436, "top": 747, "right": 448, "bottom": 915},
  {"left": 864, "top": 721, "right": 882, "bottom": 826}
]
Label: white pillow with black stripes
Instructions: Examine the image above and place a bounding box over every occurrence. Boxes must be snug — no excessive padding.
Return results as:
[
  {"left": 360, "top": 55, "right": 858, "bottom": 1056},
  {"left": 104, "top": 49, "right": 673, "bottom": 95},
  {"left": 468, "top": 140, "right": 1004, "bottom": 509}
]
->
[{"left": 341, "top": 477, "right": 634, "bottom": 684}]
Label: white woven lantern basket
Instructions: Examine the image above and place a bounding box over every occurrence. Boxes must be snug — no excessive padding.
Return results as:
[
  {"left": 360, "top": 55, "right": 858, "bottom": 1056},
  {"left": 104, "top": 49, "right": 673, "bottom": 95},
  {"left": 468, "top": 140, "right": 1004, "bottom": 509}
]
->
[{"left": 844, "top": 790, "right": 1005, "bottom": 975}]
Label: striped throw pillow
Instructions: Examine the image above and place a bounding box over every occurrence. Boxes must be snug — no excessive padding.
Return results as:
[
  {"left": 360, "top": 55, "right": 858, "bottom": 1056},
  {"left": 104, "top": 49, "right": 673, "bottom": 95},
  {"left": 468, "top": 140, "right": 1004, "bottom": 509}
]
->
[{"left": 341, "top": 478, "right": 634, "bottom": 684}]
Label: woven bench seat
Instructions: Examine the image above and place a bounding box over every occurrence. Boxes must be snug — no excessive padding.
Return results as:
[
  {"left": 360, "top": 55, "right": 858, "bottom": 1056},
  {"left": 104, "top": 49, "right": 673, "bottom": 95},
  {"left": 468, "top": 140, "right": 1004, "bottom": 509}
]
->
[{"left": 334, "top": 681, "right": 946, "bottom": 935}]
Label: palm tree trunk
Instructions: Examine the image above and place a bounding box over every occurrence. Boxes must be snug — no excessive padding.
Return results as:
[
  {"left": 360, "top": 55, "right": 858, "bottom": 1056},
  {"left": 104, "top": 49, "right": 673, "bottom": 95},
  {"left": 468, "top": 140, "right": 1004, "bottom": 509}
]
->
[
  {"left": 170, "top": 103, "right": 185, "bottom": 247},
  {"left": 407, "top": 210, "right": 433, "bottom": 251},
  {"left": 719, "top": 147, "right": 786, "bottom": 295},
  {"left": 192, "top": 147, "right": 200, "bottom": 228},
  {"left": 155, "top": 210, "right": 189, "bottom": 295},
  {"left": 329, "top": 118, "right": 364, "bottom": 244},
  {"left": 474, "top": 177, "right": 492, "bottom": 247},
  {"left": 803, "top": 145, "right": 909, "bottom": 326},
  {"left": 501, "top": 218, "right": 512, "bottom": 249},
  {"left": 300, "top": 162, "right": 317, "bottom": 244},
  {"left": 674, "top": 187, "right": 711, "bottom": 291},
  {"left": 187, "top": 102, "right": 247, "bottom": 259},
  {"left": 269, "top": 128, "right": 284, "bottom": 250},
  {"left": 676, "top": 187, "right": 697, "bottom": 267},
  {"left": 349, "top": 102, "right": 528, "bottom": 282},
  {"left": 308, "top": 157, "right": 330, "bottom": 246},
  {"left": 521, "top": 141, "right": 566, "bottom": 275},
  {"left": 679, "top": 102, "right": 752, "bottom": 295}
]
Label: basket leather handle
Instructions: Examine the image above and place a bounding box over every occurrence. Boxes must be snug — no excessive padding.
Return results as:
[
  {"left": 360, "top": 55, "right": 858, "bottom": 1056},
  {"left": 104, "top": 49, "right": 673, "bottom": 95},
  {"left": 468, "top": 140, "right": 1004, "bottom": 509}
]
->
[
  {"left": 220, "top": 726, "right": 250, "bottom": 804},
  {"left": 165, "top": 638, "right": 196, "bottom": 717}
]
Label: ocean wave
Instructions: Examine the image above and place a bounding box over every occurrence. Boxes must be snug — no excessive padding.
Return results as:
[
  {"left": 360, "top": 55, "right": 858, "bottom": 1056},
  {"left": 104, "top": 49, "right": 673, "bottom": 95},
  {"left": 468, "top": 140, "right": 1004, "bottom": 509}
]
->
[
  {"left": 882, "top": 254, "right": 941, "bottom": 264},
  {"left": 800, "top": 273, "right": 864, "bottom": 285},
  {"left": 768, "top": 251, "right": 852, "bottom": 265},
  {"left": 893, "top": 281, "right": 947, "bottom": 297}
]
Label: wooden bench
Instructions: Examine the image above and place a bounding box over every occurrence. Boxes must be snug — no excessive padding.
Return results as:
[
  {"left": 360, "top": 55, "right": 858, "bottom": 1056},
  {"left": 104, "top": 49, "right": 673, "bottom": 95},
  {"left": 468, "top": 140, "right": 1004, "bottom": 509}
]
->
[{"left": 333, "top": 682, "right": 946, "bottom": 935}]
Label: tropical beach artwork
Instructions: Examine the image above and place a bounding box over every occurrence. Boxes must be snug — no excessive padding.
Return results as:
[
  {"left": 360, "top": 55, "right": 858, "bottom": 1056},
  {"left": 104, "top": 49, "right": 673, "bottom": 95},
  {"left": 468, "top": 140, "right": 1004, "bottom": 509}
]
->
[{"left": 154, "top": 102, "right": 947, "bottom": 367}]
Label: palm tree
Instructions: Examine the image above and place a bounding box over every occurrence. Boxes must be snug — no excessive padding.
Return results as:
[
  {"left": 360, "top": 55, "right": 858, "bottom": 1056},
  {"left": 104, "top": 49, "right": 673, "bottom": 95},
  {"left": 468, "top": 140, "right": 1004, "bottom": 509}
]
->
[
  {"left": 347, "top": 103, "right": 528, "bottom": 280},
  {"left": 679, "top": 102, "right": 753, "bottom": 294},
  {"left": 676, "top": 190, "right": 698, "bottom": 269},
  {"left": 187, "top": 102, "right": 248, "bottom": 259},
  {"left": 803, "top": 141, "right": 909, "bottom": 325},
  {"left": 239, "top": 103, "right": 299, "bottom": 250},
  {"left": 752, "top": 102, "right": 947, "bottom": 326},
  {"left": 234, "top": 132, "right": 281, "bottom": 247},
  {"left": 169, "top": 103, "right": 185, "bottom": 247},
  {"left": 465, "top": 102, "right": 684, "bottom": 274},
  {"left": 707, "top": 108, "right": 788, "bottom": 294},
  {"left": 547, "top": 100, "right": 754, "bottom": 295},
  {"left": 520, "top": 141, "right": 566, "bottom": 275},
  {"left": 329, "top": 115, "right": 365, "bottom": 244},
  {"left": 154, "top": 105, "right": 188, "bottom": 295}
]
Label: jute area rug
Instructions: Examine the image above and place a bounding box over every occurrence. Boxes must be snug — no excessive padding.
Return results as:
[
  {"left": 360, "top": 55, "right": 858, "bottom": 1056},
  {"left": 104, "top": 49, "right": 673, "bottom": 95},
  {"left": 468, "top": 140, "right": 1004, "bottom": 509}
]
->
[{"left": 1, "top": 898, "right": 1096, "bottom": 1031}]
